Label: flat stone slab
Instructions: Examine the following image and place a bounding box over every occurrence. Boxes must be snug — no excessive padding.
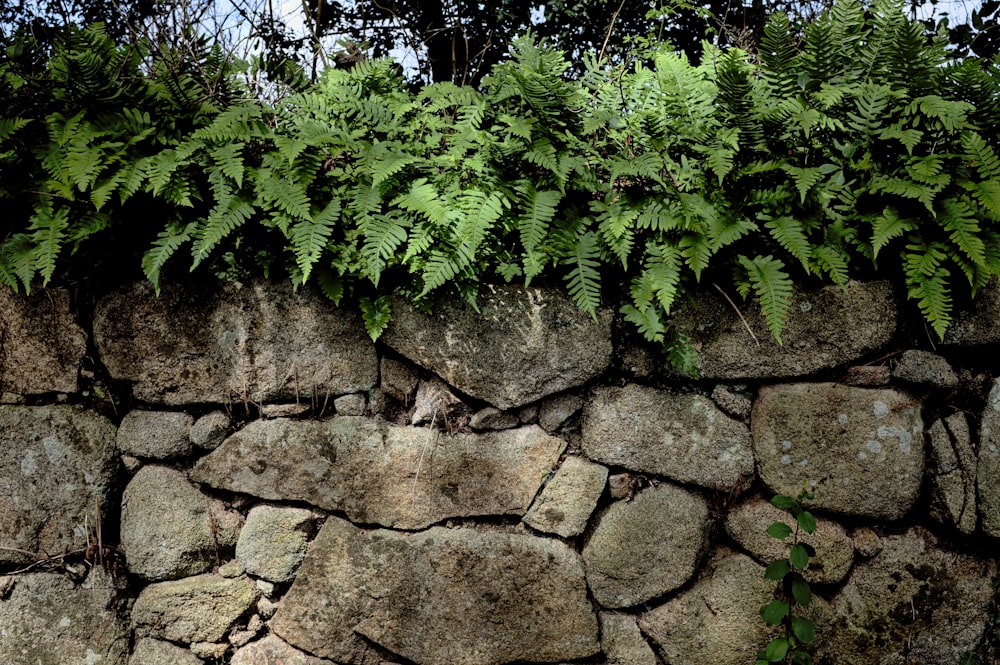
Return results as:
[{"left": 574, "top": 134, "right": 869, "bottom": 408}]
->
[
  {"left": 93, "top": 280, "right": 377, "bottom": 405},
  {"left": 669, "top": 280, "right": 897, "bottom": 379},
  {"left": 271, "top": 518, "right": 599, "bottom": 665},
  {"left": 132, "top": 573, "right": 258, "bottom": 644},
  {"left": 192, "top": 417, "right": 565, "bottom": 529},
  {"left": 0, "top": 287, "right": 86, "bottom": 394},
  {"left": 978, "top": 378, "right": 1000, "bottom": 536},
  {"left": 523, "top": 455, "right": 608, "bottom": 538},
  {"left": 117, "top": 410, "right": 194, "bottom": 459},
  {"left": 0, "top": 405, "right": 117, "bottom": 565},
  {"left": 381, "top": 284, "right": 613, "bottom": 410},
  {"left": 927, "top": 413, "right": 977, "bottom": 534},
  {"left": 581, "top": 384, "right": 753, "bottom": 492},
  {"left": 582, "top": 484, "right": 709, "bottom": 608},
  {"left": 753, "top": 383, "right": 924, "bottom": 520},
  {"left": 232, "top": 635, "right": 337, "bottom": 665}
]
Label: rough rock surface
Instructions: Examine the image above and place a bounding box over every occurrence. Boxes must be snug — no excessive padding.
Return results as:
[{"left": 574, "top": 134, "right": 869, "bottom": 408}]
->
[
  {"left": 927, "top": 413, "right": 977, "bottom": 534},
  {"left": 639, "top": 554, "right": 778, "bottom": 665},
  {"left": 270, "top": 517, "right": 599, "bottom": 665},
  {"left": 190, "top": 410, "right": 230, "bottom": 449},
  {"left": 380, "top": 356, "right": 419, "bottom": 404},
  {"left": 121, "top": 465, "right": 243, "bottom": 581},
  {"left": 381, "top": 284, "right": 613, "bottom": 410},
  {"left": 944, "top": 278, "right": 1000, "bottom": 345},
  {"left": 0, "top": 570, "right": 128, "bottom": 665},
  {"left": 822, "top": 529, "right": 996, "bottom": 665},
  {"left": 192, "top": 417, "right": 565, "bottom": 530},
  {"left": 670, "top": 280, "right": 898, "bottom": 379},
  {"left": 232, "top": 635, "right": 337, "bottom": 665},
  {"left": 600, "top": 613, "right": 658, "bottom": 665},
  {"left": 582, "top": 484, "right": 709, "bottom": 608},
  {"left": 0, "top": 405, "right": 117, "bottom": 565},
  {"left": 117, "top": 410, "right": 194, "bottom": 459},
  {"left": 132, "top": 573, "right": 258, "bottom": 644},
  {"left": 0, "top": 287, "right": 86, "bottom": 394},
  {"left": 978, "top": 378, "right": 1000, "bottom": 536},
  {"left": 891, "top": 350, "right": 958, "bottom": 387},
  {"left": 725, "top": 498, "right": 854, "bottom": 584},
  {"left": 469, "top": 407, "right": 518, "bottom": 430},
  {"left": 410, "top": 376, "right": 468, "bottom": 426},
  {"left": 130, "top": 638, "right": 203, "bottom": 665},
  {"left": 538, "top": 394, "right": 584, "bottom": 432},
  {"left": 581, "top": 384, "right": 754, "bottom": 492},
  {"left": 523, "top": 455, "right": 608, "bottom": 538},
  {"left": 93, "top": 280, "right": 378, "bottom": 405},
  {"left": 753, "top": 383, "right": 924, "bottom": 519},
  {"left": 235, "top": 505, "right": 317, "bottom": 583}
]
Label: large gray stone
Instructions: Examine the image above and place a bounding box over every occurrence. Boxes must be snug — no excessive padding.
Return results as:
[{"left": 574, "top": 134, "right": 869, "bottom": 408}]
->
[
  {"left": 131, "top": 573, "right": 258, "bottom": 644},
  {"left": 944, "top": 278, "right": 1000, "bottom": 345},
  {"left": 235, "top": 505, "right": 317, "bottom": 583},
  {"left": 232, "top": 635, "right": 336, "bottom": 665},
  {"left": 192, "top": 417, "right": 565, "bottom": 530},
  {"left": 581, "top": 384, "right": 754, "bottom": 492},
  {"left": 927, "top": 413, "right": 977, "bottom": 534},
  {"left": 600, "top": 613, "right": 658, "bottom": 665},
  {"left": 0, "top": 569, "right": 128, "bottom": 665},
  {"left": 0, "top": 406, "right": 117, "bottom": 565},
  {"left": 0, "top": 287, "right": 86, "bottom": 394},
  {"left": 381, "top": 284, "right": 613, "bottom": 410},
  {"left": 821, "top": 529, "right": 996, "bottom": 665},
  {"left": 978, "top": 378, "right": 1000, "bottom": 536},
  {"left": 669, "top": 280, "right": 897, "bottom": 379},
  {"left": 129, "top": 638, "right": 203, "bottom": 665},
  {"left": 523, "top": 455, "right": 608, "bottom": 538},
  {"left": 753, "top": 383, "right": 924, "bottom": 520},
  {"left": 271, "top": 517, "right": 599, "bottom": 665},
  {"left": 725, "top": 498, "right": 854, "bottom": 584},
  {"left": 121, "top": 465, "right": 243, "bottom": 581},
  {"left": 582, "top": 484, "right": 709, "bottom": 608},
  {"left": 891, "top": 350, "right": 958, "bottom": 387},
  {"left": 93, "top": 280, "right": 378, "bottom": 405},
  {"left": 117, "top": 410, "right": 194, "bottom": 459}
]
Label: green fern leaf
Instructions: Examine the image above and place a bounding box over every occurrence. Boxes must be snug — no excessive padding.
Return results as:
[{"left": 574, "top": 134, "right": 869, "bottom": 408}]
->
[
  {"left": 290, "top": 200, "right": 341, "bottom": 283},
  {"left": 516, "top": 184, "right": 560, "bottom": 276},
  {"left": 810, "top": 244, "right": 850, "bottom": 285},
  {"left": 28, "top": 204, "right": 70, "bottom": 284},
  {"left": 0, "top": 233, "right": 38, "bottom": 291},
  {"left": 871, "top": 208, "right": 917, "bottom": 258},
  {"left": 939, "top": 196, "right": 985, "bottom": 265},
  {"left": 904, "top": 242, "right": 952, "bottom": 338},
  {"left": 191, "top": 197, "right": 256, "bottom": 268},
  {"left": 359, "top": 295, "right": 392, "bottom": 341},
  {"left": 142, "top": 221, "right": 196, "bottom": 291},
  {"left": 737, "top": 254, "right": 794, "bottom": 344},
  {"left": 764, "top": 215, "right": 812, "bottom": 268},
  {"left": 962, "top": 132, "right": 1000, "bottom": 180},
  {"left": 211, "top": 143, "right": 245, "bottom": 188},
  {"left": 621, "top": 302, "right": 666, "bottom": 343},
  {"left": 562, "top": 230, "right": 602, "bottom": 318},
  {"left": 966, "top": 180, "right": 1000, "bottom": 220},
  {"left": 361, "top": 213, "right": 409, "bottom": 284},
  {"left": 393, "top": 179, "right": 449, "bottom": 225}
]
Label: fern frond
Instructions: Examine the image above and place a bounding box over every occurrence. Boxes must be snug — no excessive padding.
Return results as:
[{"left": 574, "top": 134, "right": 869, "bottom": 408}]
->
[
  {"left": 361, "top": 212, "right": 409, "bottom": 284},
  {"left": 359, "top": 295, "right": 392, "bottom": 341},
  {"left": 142, "top": 221, "right": 196, "bottom": 291},
  {"left": 191, "top": 196, "right": 256, "bottom": 268},
  {"left": 621, "top": 302, "right": 666, "bottom": 343},
  {"left": 810, "top": 244, "right": 850, "bottom": 284},
  {"left": 28, "top": 203, "right": 70, "bottom": 284},
  {"left": 290, "top": 200, "right": 341, "bottom": 283},
  {"left": 0, "top": 234, "right": 37, "bottom": 291},
  {"left": 782, "top": 164, "right": 825, "bottom": 203},
  {"left": 962, "top": 132, "right": 1000, "bottom": 181},
  {"left": 392, "top": 179, "right": 449, "bottom": 225},
  {"left": 939, "top": 196, "right": 985, "bottom": 265},
  {"left": 516, "top": 183, "right": 560, "bottom": 263},
  {"left": 870, "top": 208, "right": 917, "bottom": 258},
  {"left": 561, "top": 230, "right": 602, "bottom": 318},
  {"left": 737, "top": 254, "right": 794, "bottom": 344},
  {"left": 904, "top": 241, "right": 952, "bottom": 338},
  {"left": 764, "top": 215, "right": 812, "bottom": 268}
]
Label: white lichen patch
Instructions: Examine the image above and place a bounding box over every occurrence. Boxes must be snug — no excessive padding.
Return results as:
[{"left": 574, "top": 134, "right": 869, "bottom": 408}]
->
[
  {"left": 20, "top": 452, "right": 38, "bottom": 477},
  {"left": 838, "top": 413, "right": 849, "bottom": 425},
  {"left": 781, "top": 455, "right": 792, "bottom": 465},
  {"left": 782, "top": 440, "right": 793, "bottom": 450},
  {"left": 872, "top": 401, "right": 889, "bottom": 418}
]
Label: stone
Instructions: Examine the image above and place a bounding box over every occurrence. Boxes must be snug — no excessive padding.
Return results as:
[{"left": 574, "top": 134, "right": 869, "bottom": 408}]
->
[
  {"left": 523, "top": 455, "right": 608, "bottom": 538},
  {"left": 581, "top": 384, "right": 754, "bottom": 492},
  {"left": 409, "top": 376, "right": 467, "bottom": 426},
  {"left": 235, "top": 505, "right": 317, "bottom": 583},
  {"left": 229, "top": 614, "right": 264, "bottom": 647},
  {"left": 891, "top": 350, "right": 959, "bottom": 387},
  {"left": 600, "top": 613, "right": 658, "bottom": 665},
  {"left": 0, "top": 287, "right": 86, "bottom": 394},
  {"left": 639, "top": 554, "right": 779, "bottom": 665},
  {"left": 232, "top": 635, "right": 336, "bottom": 665},
  {"left": 841, "top": 364, "right": 892, "bottom": 387},
  {"left": 271, "top": 518, "right": 599, "bottom": 665},
  {"left": 927, "top": 413, "right": 977, "bottom": 534},
  {"left": 130, "top": 638, "right": 203, "bottom": 665},
  {"left": 724, "top": 498, "right": 854, "bottom": 584},
  {"left": 380, "top": 356, "right": 419, "bottom": 404},
  {"left": 93, "top": 280, "right": 378, "bottom": 405},
  {"left": 821, "top": 528, "right": 996, "bottom": 665},
  {"left": 469, "top": 407, "right": 519, "bottom": 430},
  {"left": 257, "top": 597, "right": 279, "bottom": 619},
  {"left": 190, "top": 410, "right": 230, "bottom": 449},
  {"left": 259, "top": 403, "right": 310, "bottom": 418},
  {"left": 669, "top": 280, "right": 897, "bottom": 379},
  {"left": 334, "top": 393, "right": 366, "bottom": 415},
  {"left": 219, "top": 560, "right": 245, "bottom": 578},
  {"left": 582, "top": 484, "right": 709, "bottom": 608},
  {"left": 851, "top": 527, "right": 883, "bottom": 558},
  {"left": 382, "top": 284, "right": 613, "bottom": 410},
  {"left": 944, "top": 278, "right": 1000, "bottom": 345},
  {"left": 117, "top": 410, "right": 194, "bottom": 459},
  {"left": 711, "top": 384, "right": 753, "bottom": 420},
  {"left": 978, "top": 378, "right": 1000, "bottom": 536},
  {"left": 132, "top": 573, "right": 258, "bottom": 644},
  {"left": 753, "top": 383, "right": 924, "bottom": 520},
  {"left": 0, "top": 405, "right": 117, "bottom": 565},
  {"left": 538, "top": 394, "right": 584, "bottom": 432},
  {"left": 607, "top": 473, "right": 637, "bottom": 500},
  {"left": 0, "top": 569, "right": 128, "bottom": 665},
  {"left": 192, "top": 417, "right": 566, "bottom": 530},
  {"left": 121, "top": 465, "right": 243, "bottom": 581},
  {"left": 190, "top": 642, "right": 229, "bottom": 660}
]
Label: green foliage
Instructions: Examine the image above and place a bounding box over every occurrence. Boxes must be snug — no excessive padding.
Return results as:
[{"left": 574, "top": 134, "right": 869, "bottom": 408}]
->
[
  {"left": 757, "top": 487, "right": 818, "bottom": 665},
  {"left": 2, "top": 1, "right": 999, "bottom": 366}
]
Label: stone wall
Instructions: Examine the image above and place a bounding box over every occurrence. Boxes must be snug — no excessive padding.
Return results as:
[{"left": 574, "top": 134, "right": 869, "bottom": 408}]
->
[{"left": 1, "top": 278, "right": 999, "bottom": 665}]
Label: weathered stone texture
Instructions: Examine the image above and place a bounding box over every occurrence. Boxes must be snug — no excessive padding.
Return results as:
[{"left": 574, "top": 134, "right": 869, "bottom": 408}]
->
[
  {"left": 0, "top": 570, "right": 128, "bottom": 665},
  {"left": 132, "top": 574, "right": 258, "bottom": 644},
  {"left": 725, "top": 498, "right": 854, "bottom": 584},
  {"left": 670, "top": 280, "right": 897, "bottom": 379},
  {"left": 582, "top": 484, "right": 709, "bottom": 608},
  {"left": 0, "top": 405, "right": 117, "bottom": 565},
  {"left": 190, "top": 410, "right": 230, "bottom": 449},
  {"left": 927, "top": 413, "right": 977, "bottom": 534},
  {"left": 117, "top": 409, "right": 194, "bottom": 459},
  {"left": 121, "top": 465, "right": 243, "bottom": 581},
  {"left": 271, "top": 518, "right": 599, "bottom": 665},
  {"left": 891, "top": 350, "right": 958, "bottom": 387},
  {"left": 382, "top": 284, "right": 613, "bottom": 410},
  {"left": 235, "top": 505, "right": 317, "bottom": 583},
  {"left": 581, "top": 384, "right": 754, "bottom": 492},
  {"left": 232, "top": 635, "right": 337, "bottom": 665},
  {"left": 944, "top": 278, "right": 1000, "bottom": 345},
  {"left": 0, "top": 287, "right": 86, "bottom": 394},
  {"left": 978, "top": 378, "right": 1000, "bottom": 536},
  {"left": 600, "top": 613, "right": 658, "bottom": 665},
  {"left": 523, "top": 455, "right": 608, "bottom": 538},
  {"left": 753, "top": 383, "right": 924, "bottom": 519},
  {"left": 129, "top": 638, "right": 203, "bottom": 665},
  {"left": 192, "top": 417, "right": 565, "bottom": 529},
  {"left": 93, "top": 280, "right": 378, "bottom": 405}
]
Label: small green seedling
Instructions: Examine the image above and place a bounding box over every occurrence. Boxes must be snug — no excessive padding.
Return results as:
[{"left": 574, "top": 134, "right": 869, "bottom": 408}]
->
[{"left": 757, "top": 486, "right": 817, "bottom": 665}]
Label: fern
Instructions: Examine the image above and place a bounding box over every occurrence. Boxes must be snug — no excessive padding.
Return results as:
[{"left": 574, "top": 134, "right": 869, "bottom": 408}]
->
[
  {"left": 561, "top": 230, "right": 602, "bottom": 318},
  {"left": 904, "top": 240, "right": 953, "bottom": 338},
  {"left": 290, "top": 200, "right": 341, "bottom": 283},
  {"left": 143, "top": 222, "right": 197, "bottom": 290},
  {"left": 359, "top": 295, "right": 392, "bottom": 341},
  {"left": 737, "top": 255, "right": 794, "bottom": 344},
  {"left": 764, "top": 215, "right": 812, "bottom": 269}
]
